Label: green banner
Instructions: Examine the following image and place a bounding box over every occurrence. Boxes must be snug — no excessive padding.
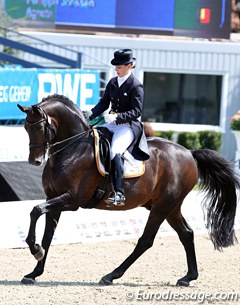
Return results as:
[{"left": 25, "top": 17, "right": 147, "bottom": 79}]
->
[{"left": 4, "top": 0, "right": 56, "bottom": 21}]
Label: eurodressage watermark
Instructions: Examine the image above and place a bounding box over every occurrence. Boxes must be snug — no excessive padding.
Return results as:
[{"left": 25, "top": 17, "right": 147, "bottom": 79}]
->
[{"left": 125, "top": 290, "right": 240, "bottom": 303}]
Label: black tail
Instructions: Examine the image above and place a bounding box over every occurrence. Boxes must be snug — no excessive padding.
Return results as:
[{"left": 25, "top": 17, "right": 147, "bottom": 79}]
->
[{"left": 192, "top": 149, "right": 240, "bottom": 250}]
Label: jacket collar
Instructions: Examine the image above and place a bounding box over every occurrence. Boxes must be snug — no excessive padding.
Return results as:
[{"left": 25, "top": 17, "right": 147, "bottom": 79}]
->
[{"left": 112, "top": 73, "right": 134, "bottom": 89}]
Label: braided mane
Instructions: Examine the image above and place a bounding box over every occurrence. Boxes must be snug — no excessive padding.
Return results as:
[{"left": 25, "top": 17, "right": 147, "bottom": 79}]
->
[{"left": 41, "top": 94, "right": 81, "bottom": 115}]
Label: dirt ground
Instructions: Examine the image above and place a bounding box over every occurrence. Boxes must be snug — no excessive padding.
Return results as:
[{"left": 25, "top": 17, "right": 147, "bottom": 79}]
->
[{"left": 0, "top": 230, "right": 239, "bottom": 305}]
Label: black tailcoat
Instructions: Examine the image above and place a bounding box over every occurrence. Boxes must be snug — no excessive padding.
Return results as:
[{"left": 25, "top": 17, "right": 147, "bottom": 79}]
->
[{"left": 91, "top": 74, "right": 149, "bottom": 160}]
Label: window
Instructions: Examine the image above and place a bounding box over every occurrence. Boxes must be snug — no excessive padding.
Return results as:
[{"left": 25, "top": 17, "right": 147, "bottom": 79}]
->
[{"left": 142, "top": 72, "right": 222, "bottom": 125}]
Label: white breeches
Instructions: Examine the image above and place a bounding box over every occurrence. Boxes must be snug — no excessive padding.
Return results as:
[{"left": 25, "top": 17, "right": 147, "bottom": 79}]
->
[{"left": 103, "top": 122, "right": 134, "bottom": 159}]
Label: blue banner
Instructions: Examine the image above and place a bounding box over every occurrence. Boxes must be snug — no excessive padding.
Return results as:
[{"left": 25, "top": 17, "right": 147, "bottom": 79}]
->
[
  {"left": 55, "top": 0, "right": 174, "bottom": 30},
  {"left": 0, "top": 69, "right": 100, "bottom": 120},
  {"left": 55, "top": 0, "right": 116, "bottom": 27}
]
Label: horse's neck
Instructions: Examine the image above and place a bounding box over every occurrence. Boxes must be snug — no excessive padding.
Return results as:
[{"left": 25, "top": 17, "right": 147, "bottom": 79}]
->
[
  {"left": 47, "top": 105, "right": 89, "bottom": 141},
  {"left": 56, "top": 116, "right": 88, "bottom": 140}
]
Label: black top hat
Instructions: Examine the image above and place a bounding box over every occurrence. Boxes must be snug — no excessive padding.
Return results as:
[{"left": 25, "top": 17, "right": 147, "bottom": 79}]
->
[{"left": 111, "top": 49, "right": 136, "bottom": 66}]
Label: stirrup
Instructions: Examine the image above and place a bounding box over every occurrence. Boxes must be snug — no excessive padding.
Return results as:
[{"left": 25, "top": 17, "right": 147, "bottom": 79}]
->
[{"left": 105, "top": 191, "right": 125, "bottom": 207}]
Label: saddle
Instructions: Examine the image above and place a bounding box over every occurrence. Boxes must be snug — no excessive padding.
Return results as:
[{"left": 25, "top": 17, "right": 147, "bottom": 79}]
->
[{"left": 92, "top": 128, "right": 145, "bottom": 178}]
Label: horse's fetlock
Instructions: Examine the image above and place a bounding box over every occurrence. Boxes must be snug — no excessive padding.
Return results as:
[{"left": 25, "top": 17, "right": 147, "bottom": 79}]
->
[
  {"left": 25, "top": 236, "right": 34, "bottom": 246},
  {"left": 188, "top": 271, "right": 198, "bottom": 280}
]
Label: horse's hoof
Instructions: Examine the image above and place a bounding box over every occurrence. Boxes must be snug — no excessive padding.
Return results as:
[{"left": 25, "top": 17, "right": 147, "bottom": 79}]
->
[
  {"left": 99, "top": 276, "right": 113, "bottom": 285},
  {"left": 34, "top": 247, "right": 45, "bottom": 261},
  {"left": 21, "top": 276, "right": 35, "bottom": 285},
  {"left": 176, "top": 279, "right": 190, "bottom": 287}
]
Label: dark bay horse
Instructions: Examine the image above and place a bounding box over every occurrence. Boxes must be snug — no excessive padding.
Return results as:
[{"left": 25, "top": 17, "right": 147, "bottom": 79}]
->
[{"left": 17, "top": 94, "right": 239, "bottom": 286}]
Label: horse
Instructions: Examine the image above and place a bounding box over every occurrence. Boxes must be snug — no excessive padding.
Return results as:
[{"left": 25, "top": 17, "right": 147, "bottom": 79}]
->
[
  {"left": 143, "top": 122, "right": 155, "bottom": 137},
  {"left": 17, "top": 94, "right": 239, "bottom": 287}
]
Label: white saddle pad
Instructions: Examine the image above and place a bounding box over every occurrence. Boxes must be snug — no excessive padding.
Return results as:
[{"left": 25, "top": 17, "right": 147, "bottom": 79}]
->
[{"left": 93, "top": 128, "right": 145, "bottom": 178}]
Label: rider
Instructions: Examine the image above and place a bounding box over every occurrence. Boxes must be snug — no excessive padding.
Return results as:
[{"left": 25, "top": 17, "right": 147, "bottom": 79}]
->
[{"left": 87, "top": 49, "right": 149, "bottom": 206}]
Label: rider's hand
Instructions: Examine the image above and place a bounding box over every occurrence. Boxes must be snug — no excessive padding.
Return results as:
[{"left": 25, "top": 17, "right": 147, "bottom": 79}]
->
[
  {"left": 83, "top": 110, "right": 93, "bottom": 121},
  {"left": 104, "top": 113, "right": 117, "bottom": 124}
]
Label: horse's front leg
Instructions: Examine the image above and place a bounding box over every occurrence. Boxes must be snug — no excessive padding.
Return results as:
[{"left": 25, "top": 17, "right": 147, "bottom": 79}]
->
[
  {"left": 25, "top": 192, "right": 72, "bottom": 260},
  {"left": 22, "top": 211, "right": 61, "bottom": 284}
]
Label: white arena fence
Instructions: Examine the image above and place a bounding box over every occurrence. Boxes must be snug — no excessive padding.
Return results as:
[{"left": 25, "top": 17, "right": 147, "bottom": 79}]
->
[{"left": 0, "top": 191, "right": 239, "bottom": 249}]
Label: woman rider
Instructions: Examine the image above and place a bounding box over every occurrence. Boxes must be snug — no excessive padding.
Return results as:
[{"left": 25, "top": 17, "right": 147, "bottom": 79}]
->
[{"left": 86, "top": 49, "right": 149, "bottom": 206}]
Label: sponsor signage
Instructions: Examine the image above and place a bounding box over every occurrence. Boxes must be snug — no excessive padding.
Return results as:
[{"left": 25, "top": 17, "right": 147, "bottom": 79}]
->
[
  {"left": 0, "top": 191, "right": 239, "bottom": 249},
  {"left": 2, "top": 0, "right": 231, "bottom": 39},
  {"left": 54, "top": 0, "right": 231, "bottom": 39},
  {"left": 0, "top": 68, "right": 100, "bottom": 120}
]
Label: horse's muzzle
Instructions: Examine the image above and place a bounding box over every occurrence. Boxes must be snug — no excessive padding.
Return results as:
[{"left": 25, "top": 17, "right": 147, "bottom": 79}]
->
[{"left": 28, "top": 155, "right": 44, "bottom": 166}]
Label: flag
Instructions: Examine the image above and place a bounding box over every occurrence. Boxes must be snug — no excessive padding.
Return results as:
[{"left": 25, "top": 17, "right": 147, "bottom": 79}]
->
[{"left": 200, "top": 8, "right": 210, "bottom": 24}]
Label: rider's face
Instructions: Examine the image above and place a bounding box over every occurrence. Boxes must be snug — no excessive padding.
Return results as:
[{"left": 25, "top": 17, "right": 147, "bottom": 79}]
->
[{"left": 115, "top": 64, "right": 131, "bottom": 78}]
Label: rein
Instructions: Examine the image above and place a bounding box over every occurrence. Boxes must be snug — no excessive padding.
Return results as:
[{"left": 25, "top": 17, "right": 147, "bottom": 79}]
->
[{"left": 48, "top": 131, "right": 88, "bottom": 158}]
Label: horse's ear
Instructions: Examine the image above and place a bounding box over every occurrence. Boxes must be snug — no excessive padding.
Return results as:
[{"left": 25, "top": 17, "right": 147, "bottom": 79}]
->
[
  {"left": 17, "top": 104, "right": 32, "bottom": 114},
  {"left": 32, "top": 105, "right": 41, "bottom": 115}
]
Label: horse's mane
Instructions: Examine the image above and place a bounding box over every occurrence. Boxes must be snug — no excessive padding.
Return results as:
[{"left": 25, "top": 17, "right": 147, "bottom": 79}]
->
[{"left": 41, "top": 94, "right": 81, "bottom": 115}]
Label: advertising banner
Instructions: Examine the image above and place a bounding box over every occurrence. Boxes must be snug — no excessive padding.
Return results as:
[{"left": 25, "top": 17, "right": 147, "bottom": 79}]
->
[
  {"left": 0, "top": 191, "right": 239, "bottom": 249},
  {"left": 55, "top": 0, "right": 174, "bottom": 31},
  {"left": 0, "top": 192, "right": 205, "bottom": 248},
  {"left": 4, "top": 0, "right": 57, "bottom": 22},
  {"left": 2, "top": 0, "right": 231, "bottom": 39},
  {"left": 0, "top": 68, "right": 100, "bottom": 120},
  {"left": 54, "top": 0, "right": 231, "bottom": 39}
]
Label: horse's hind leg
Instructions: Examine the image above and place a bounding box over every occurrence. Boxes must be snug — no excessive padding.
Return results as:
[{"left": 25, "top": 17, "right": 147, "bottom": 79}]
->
[
  {"left": 99, "top": 210, "right": 166, "bottom": 285},
  {"left": 167, "top": 211, "right": 198, "bottom": 287},
  {"left": 22, "top": 211, "right": 61, "bottom": 284}
]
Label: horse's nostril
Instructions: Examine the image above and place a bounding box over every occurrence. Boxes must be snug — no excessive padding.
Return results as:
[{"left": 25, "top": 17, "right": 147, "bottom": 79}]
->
[
  {"left": 35, "top": 161, "right": 42, "bottom": 166},
  {"left": 28, "top": 157, "right": 43, "bottom": 166}
]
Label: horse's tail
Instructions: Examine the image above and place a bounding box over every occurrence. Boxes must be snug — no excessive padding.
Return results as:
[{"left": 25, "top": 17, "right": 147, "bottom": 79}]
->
[{"left": 191, "top": 149, "right": 240, "bottom": 250}]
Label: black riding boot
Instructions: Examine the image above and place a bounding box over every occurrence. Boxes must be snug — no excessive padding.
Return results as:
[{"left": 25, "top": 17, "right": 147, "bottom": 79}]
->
[{"left": 105, "top": 153, "right": 125, "bottom": 206}]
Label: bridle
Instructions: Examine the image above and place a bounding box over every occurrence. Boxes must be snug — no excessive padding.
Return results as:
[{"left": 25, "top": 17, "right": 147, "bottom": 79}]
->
[
  {"left": 25, "top": 106, "right": 54, "bottom": 151},
  {"left": 25, "top": 105, "right": 88, "bottom": 159}
]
